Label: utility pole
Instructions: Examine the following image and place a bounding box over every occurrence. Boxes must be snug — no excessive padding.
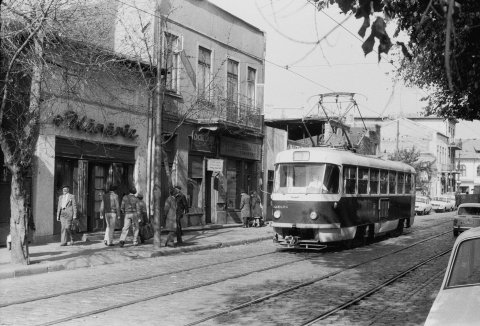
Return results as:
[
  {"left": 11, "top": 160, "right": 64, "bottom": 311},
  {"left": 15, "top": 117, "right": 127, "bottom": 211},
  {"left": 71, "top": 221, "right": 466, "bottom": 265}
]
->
[{"left": 153, "top": 3, "right": 164, "bottom": 249}]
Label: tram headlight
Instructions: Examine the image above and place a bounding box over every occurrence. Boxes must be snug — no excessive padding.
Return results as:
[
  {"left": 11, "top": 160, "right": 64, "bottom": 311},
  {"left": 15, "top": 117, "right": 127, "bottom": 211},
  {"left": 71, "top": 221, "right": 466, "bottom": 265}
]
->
[
  {"left": 273, "top": 210, "right": 281, "bottom": 219},
  {"left": 310, "top": 211, "right": 318, "bottom": 220}
]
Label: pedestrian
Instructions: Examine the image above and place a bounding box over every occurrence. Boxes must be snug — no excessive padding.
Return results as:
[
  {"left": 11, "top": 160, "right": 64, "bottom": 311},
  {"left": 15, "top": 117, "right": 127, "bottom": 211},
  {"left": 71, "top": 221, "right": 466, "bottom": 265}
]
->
[
  {"left": 240, "top": 189, "right": 251, "bottom": 228},
  {"left": 250, "top": 190, "right": 263, "bottom": 227},
  {"left": 100, "top": 185, "right": 120, "bottom": 246},
  {"left": 137, "top": 192, "right": 148, "bottom": 225},
  {"left": 164, "top": 188, "right": 178, "bottom": 247},
  {"left": 118, "top": 186, "right": 141, "bottom": 247},
  {"left": 174, "top": 185, "right": 188, "bottom": 244},
  {"left": 56, "top": 185, "right": 77, "bottom": 246}
]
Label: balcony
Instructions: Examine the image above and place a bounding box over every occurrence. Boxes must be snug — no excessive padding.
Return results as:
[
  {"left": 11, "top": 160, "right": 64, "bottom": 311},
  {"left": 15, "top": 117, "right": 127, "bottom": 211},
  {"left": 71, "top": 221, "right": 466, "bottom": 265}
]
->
[{"left": 448, "top": 138, "right": 462, "bottom": 150}]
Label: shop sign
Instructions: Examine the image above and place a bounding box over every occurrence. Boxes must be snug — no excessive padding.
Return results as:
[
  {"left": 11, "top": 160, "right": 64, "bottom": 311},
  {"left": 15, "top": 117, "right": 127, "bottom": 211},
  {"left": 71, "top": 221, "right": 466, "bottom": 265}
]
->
[
  {"left": 220, "top": 137, "right": 261, "bottom": 160},
  {"left": 207, "top": 159, "right": 223, "bottom": 172},
  {"left": 191, "top": 131, "right": 216, "bottom": 153}
]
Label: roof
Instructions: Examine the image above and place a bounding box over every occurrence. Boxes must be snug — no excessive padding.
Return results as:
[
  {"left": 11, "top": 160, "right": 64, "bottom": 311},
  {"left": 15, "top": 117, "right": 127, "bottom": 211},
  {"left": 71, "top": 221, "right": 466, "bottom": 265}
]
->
[
  {"left": 275, "top": 147, "right": 415, "bottom": 173},
  {"left": 458, "top": 203, "right": 480, "bottom": 208}
]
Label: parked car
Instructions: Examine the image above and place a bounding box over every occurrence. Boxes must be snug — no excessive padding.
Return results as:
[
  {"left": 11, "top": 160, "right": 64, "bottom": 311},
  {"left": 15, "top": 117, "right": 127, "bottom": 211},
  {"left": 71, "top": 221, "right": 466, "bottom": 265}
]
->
[
  {"left": 453, "top": 203, "right": 480, "bottom": 237},
  {"left": 445, "top": 194, "right": 457, "bottom": 210},
  {"left": 425, "top": 227, "right": 480, "bottom": 325},
  {"left": 431, "top": 196, "right": 455, "bottom": 212},
  {"left": 415, "top": 196, "right": 432, "bottom": 215}
]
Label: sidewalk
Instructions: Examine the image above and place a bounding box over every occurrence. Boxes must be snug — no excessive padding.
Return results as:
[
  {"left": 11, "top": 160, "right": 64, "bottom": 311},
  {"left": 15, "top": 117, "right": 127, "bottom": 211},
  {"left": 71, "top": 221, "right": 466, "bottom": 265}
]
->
[{"left": 0, "top": 224, "right": 274, "bottom": 280}]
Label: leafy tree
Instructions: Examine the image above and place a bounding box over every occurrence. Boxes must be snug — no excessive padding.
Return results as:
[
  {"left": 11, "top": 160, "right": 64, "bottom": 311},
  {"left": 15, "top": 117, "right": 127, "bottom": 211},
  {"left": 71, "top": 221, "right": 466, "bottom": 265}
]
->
[
  {"left": 388, "top": 147, "right": 434, "bottom": 195},
  {"left": 310, "top": 0, "right": 480, "bottom": 121}
]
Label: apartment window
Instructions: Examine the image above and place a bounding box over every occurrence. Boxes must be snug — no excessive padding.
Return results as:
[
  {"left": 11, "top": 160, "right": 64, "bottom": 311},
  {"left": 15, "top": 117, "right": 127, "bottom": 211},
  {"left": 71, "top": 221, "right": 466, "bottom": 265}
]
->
[
  {"left": 246, "top": 67, "right": 256, "bottom": 109},
  {"left": 164, "top": 33, "right": 180, "bottom": 92},
  {"left": 198, "top": 47, "right": 212, "bottom": 99},
  {"left": 477, "top": 165, "right": 480, "bottom": 177},
  {"left": 226, "top": 59, "right": 239, "bottom": 120},
  {"left": 460, "top": 165, "right": 466, "bottom": 177}
]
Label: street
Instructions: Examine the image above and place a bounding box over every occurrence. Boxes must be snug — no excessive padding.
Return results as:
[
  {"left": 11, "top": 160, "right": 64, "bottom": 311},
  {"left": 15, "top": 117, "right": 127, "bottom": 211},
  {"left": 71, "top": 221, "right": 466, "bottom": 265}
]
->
[{"left": 0, "top": 212, "right": 455, "bottom": 326}]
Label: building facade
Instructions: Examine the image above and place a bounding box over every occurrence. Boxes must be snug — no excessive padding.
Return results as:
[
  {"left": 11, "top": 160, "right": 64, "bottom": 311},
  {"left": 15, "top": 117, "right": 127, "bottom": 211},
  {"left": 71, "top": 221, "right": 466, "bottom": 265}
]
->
[
  {"left": 456, "top": 139, "right": 480, "bottom": 194},
  {"left": 1, "top": 0, "right": 266, "bottom": 244}
]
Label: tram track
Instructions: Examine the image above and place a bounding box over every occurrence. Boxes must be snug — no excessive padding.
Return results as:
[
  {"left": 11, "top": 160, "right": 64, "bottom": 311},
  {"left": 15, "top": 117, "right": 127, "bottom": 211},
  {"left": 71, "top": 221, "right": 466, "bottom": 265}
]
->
[
  {"left": 301, "top": 249, "right": 451, "bottom": 326},
  {"left": 182, "top": 230, "right": 452, "bottom": 326},
  {"left": 1, "top": 228, "right": 452, "bottom": 326}
]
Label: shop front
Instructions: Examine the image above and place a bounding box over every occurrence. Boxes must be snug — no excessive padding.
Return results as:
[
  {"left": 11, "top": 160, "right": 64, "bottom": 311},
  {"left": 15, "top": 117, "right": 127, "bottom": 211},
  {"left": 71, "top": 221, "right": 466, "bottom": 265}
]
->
[{"left": 53, "top": 137, "right": 136, "bottom": 233}]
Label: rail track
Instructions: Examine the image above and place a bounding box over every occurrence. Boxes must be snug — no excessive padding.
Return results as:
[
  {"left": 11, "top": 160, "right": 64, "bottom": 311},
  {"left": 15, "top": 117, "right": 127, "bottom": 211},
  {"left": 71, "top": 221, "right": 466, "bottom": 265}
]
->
[{"left": 9, "top": 229, "right": 451, "bottom": 326}]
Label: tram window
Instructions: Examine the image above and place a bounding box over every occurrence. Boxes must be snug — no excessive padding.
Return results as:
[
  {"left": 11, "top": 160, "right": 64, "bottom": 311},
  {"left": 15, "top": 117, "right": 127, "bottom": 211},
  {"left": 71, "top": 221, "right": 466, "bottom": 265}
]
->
[
  {"left": 397, "top": 173, "right": 405, "bottom": 194},
  {"left": 323, "top": 164, "right": 340, "bottom": 194},
  {"left": 344, "top": 166, "right": 356, "bottom": 194},
  {"left": 389, "top": 171, "right": 397, "bottom": 194},
  {"left": 370, "top": 169, "right": 379, "bottom": 194},
  {"left": 405, "top": 174, "right": 412, "bottom": 194},
  {"left": 358, "top": 167, "right": 369, "bottom": 194},
  {"left": 380, "top": 170, "right": 388, "bottom": 194}
]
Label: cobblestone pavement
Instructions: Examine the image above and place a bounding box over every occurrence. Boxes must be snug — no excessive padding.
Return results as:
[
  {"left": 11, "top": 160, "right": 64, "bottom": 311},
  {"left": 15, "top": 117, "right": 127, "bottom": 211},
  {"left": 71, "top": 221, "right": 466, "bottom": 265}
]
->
[{"left": 0, "top": 212, "right": 455, "bottom": 326}]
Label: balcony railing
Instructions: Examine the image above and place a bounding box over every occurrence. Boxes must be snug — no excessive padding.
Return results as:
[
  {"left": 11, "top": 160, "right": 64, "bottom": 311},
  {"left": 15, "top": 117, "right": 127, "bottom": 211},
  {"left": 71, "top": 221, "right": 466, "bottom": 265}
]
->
[
  {"left": 448, "top": 138, "right": 462, "bottom": 150},
  {"left": 439, "top": 163, "right": 458, "bottom": 172}
]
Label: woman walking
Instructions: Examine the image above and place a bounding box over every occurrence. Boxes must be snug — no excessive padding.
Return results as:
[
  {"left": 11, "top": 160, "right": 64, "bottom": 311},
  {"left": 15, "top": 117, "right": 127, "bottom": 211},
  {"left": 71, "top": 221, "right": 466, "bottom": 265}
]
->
[
  {"left": 164, "top": 188, "right": 178, "bottom": 247},
  {"left": 250, "top": 191, "right": 263, "bottom": 227}
]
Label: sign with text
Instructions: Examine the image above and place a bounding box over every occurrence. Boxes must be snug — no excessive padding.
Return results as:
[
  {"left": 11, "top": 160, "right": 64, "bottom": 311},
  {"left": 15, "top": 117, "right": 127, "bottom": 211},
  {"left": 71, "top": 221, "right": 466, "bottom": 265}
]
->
[
  {"left": 190, "top": 131, "right": 215, "bottom": 153},
  {"left": 220, "top": 137, "right": 261, "bottom": 160},
  {"left": 207, "top": 159, "right": 224, "bottom": 172}
]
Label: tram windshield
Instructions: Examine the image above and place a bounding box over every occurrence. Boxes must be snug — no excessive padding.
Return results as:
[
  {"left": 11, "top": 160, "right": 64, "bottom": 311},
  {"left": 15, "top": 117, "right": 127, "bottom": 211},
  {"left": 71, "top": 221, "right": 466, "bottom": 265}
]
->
[{"left": 274, "top": 163, "right": 340, "bottom": 194}]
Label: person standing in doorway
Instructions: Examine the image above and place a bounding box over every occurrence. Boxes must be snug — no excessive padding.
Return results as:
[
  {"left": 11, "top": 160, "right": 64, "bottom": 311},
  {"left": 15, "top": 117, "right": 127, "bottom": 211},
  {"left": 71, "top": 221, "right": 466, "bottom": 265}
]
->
[
  {"left": 240, "top": 189, "right": 251, "bottom": 228},
  {"left": 119, "top": 186, "right": 141, "bottom": 247},
  {"left": 100, "top": 185, "right": 120, "bottom": 246},
  {"left": 56, "top": 185, "right": 77, "bottom": 246},
  {"left": 164, "top": 188, "right": 178, "bottom": 247},
  {"left": 250, "top": 190, "right": 263, "bottom": 227},
  {"left": 174, "top": 186, "right": 188, "bottom": 244}
]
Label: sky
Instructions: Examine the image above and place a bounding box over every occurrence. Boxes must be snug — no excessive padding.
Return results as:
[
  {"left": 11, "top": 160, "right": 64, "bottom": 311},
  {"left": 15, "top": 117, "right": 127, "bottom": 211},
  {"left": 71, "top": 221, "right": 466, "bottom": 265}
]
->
[{"left": 209, "top": 0, "right": 480, "bottom": 139}]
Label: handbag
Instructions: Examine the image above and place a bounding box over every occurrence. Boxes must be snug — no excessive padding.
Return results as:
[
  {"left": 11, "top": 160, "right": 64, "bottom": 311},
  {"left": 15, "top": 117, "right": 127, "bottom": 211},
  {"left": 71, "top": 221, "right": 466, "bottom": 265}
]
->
[
  {"left": 70, "top": 219, "right": 81, "bottom": 233},
  {"left": 139, "top": 219, "right": 154, "bottom": 242}
]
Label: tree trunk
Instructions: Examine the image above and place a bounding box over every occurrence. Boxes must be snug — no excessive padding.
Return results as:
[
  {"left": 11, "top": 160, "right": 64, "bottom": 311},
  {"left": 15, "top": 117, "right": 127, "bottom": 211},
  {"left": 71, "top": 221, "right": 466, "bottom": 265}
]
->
[{"left": 10, "top": 169, "right": 29, "bottom": 264}]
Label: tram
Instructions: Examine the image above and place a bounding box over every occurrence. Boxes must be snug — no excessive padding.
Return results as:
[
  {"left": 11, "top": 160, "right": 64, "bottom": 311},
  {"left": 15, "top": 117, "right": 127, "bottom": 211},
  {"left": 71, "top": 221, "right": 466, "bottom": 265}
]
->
[{"left": 271, "top": 147, "right": 416, "bottom": 249}]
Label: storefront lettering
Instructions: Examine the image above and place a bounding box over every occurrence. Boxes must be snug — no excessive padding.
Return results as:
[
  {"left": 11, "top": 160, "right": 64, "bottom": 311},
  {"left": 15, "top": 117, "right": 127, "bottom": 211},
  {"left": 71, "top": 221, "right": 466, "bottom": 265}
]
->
[
  {"left": 190, "top": 131, "right": 215, "bottom": 153},
  {"left": 220, "top": 137, "right": 261, "bottom": 160},
  {"left": 53, "top": 111, "right": 138, "bottom": 139}
]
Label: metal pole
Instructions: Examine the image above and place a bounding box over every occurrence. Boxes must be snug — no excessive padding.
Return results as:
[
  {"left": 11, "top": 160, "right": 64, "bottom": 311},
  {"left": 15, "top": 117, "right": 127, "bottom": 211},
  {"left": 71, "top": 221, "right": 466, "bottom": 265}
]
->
[{"left": 153, "top": 4, "right": 164, "bottom": 249}]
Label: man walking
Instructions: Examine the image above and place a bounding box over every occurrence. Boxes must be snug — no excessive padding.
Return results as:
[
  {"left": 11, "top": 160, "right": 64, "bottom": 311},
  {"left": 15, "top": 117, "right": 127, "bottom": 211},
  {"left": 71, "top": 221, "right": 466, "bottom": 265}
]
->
[
  {"left": 119, "top": 186, "right": 141, "bottom": 247},
  {"left": 100, "top": 185, "right": 120, "bottom": 246},
  {"left": 174, "top": 186, "right": 188, "bottom": 244},
  {"left": 56, "top": 185, "right": 77, "bottom": 246}
]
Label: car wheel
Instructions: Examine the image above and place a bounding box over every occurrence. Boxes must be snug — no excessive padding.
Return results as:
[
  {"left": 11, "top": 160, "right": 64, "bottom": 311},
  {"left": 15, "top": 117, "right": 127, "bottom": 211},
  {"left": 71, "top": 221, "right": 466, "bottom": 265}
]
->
[
  {"left": 453, "top": 230, "right": 459, "bottom": 237},
  {"left": 423, "top": 209, "right": 427, "bottom": 215}
]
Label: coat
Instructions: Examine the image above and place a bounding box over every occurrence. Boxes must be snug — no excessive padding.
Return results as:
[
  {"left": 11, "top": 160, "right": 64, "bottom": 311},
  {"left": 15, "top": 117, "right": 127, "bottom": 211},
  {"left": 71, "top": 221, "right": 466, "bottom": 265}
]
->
[
  {"left": 251, "top": 194, "right": 262, "bottom": 218},
  {"left": 164, "top": 195, "right": 177, "bottom": 232},
  {"left": 56, "top": 193, "right": 77, "bottom": 220},
  {"left": 240, "top": 192, "right": 251, "bottom": 218},
  {"left": 100, "top": 191, "right": 120, "bottom": 216}
]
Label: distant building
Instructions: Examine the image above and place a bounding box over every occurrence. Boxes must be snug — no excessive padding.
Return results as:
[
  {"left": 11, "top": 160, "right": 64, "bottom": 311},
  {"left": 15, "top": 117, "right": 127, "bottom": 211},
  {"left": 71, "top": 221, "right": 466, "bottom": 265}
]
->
[
  {"left": 456, "top": 139, "right": 480, "bottom": 194},
  {"left": 356, "top": 116, "right": 462, "bottom": 196}
]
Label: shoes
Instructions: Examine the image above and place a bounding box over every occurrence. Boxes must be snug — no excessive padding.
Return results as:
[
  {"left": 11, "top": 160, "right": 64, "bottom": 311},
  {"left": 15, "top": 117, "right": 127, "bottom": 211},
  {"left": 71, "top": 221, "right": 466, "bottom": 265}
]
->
[
  {"left": 104, "top": 240, "right": 108, "bottom": 246},
  {"left": 119, "top": 240, "right": 125, "bottom": 247},
  {"left": 108, "top": 244, "right": 114, "bottom": 247},
  {"left": 60, "top": 243, "right": 67, "bottom": 247}
]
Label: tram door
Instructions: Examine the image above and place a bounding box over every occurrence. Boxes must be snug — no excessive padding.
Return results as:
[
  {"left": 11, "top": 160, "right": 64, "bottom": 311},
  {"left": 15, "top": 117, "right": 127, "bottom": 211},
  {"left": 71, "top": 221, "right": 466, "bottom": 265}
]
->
[{"left": 379, "top": 198, "right": 389, "bottom": 220}]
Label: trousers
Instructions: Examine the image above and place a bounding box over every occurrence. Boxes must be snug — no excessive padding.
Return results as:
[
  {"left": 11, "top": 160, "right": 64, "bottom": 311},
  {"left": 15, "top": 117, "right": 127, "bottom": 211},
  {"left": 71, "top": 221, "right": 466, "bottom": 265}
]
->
[
  {"left": 60, "top": 215, "right": 74, "bottom": 244},
  {"left": 119, "top": 213, "right": 139, "bottom": 244},
  {"left": 103, "top": 213, "right": 117, "bottom": 245}
]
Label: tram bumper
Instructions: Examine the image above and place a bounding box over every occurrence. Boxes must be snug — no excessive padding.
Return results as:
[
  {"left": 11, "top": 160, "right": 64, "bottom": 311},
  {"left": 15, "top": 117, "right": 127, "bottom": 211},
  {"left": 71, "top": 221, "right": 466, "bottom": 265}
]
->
[{"left": 273, "top": 233, "right": 327, "bottom": 250}]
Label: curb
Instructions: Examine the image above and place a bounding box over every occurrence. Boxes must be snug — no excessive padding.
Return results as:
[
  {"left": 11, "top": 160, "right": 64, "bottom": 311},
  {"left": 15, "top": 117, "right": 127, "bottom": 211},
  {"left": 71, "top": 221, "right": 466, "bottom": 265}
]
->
[{"left": 0, "top": 235, "right": 273, "bottom": 280}]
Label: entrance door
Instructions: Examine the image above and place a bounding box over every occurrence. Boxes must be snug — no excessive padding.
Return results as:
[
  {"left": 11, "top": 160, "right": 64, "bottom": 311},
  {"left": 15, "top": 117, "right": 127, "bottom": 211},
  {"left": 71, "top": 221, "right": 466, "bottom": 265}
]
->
[
  {"left": 88, "top": 164, "right": 108, "bottom": 232},
  {"left": 54, "top": 158, "right": 76, "bottom": 235}
]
